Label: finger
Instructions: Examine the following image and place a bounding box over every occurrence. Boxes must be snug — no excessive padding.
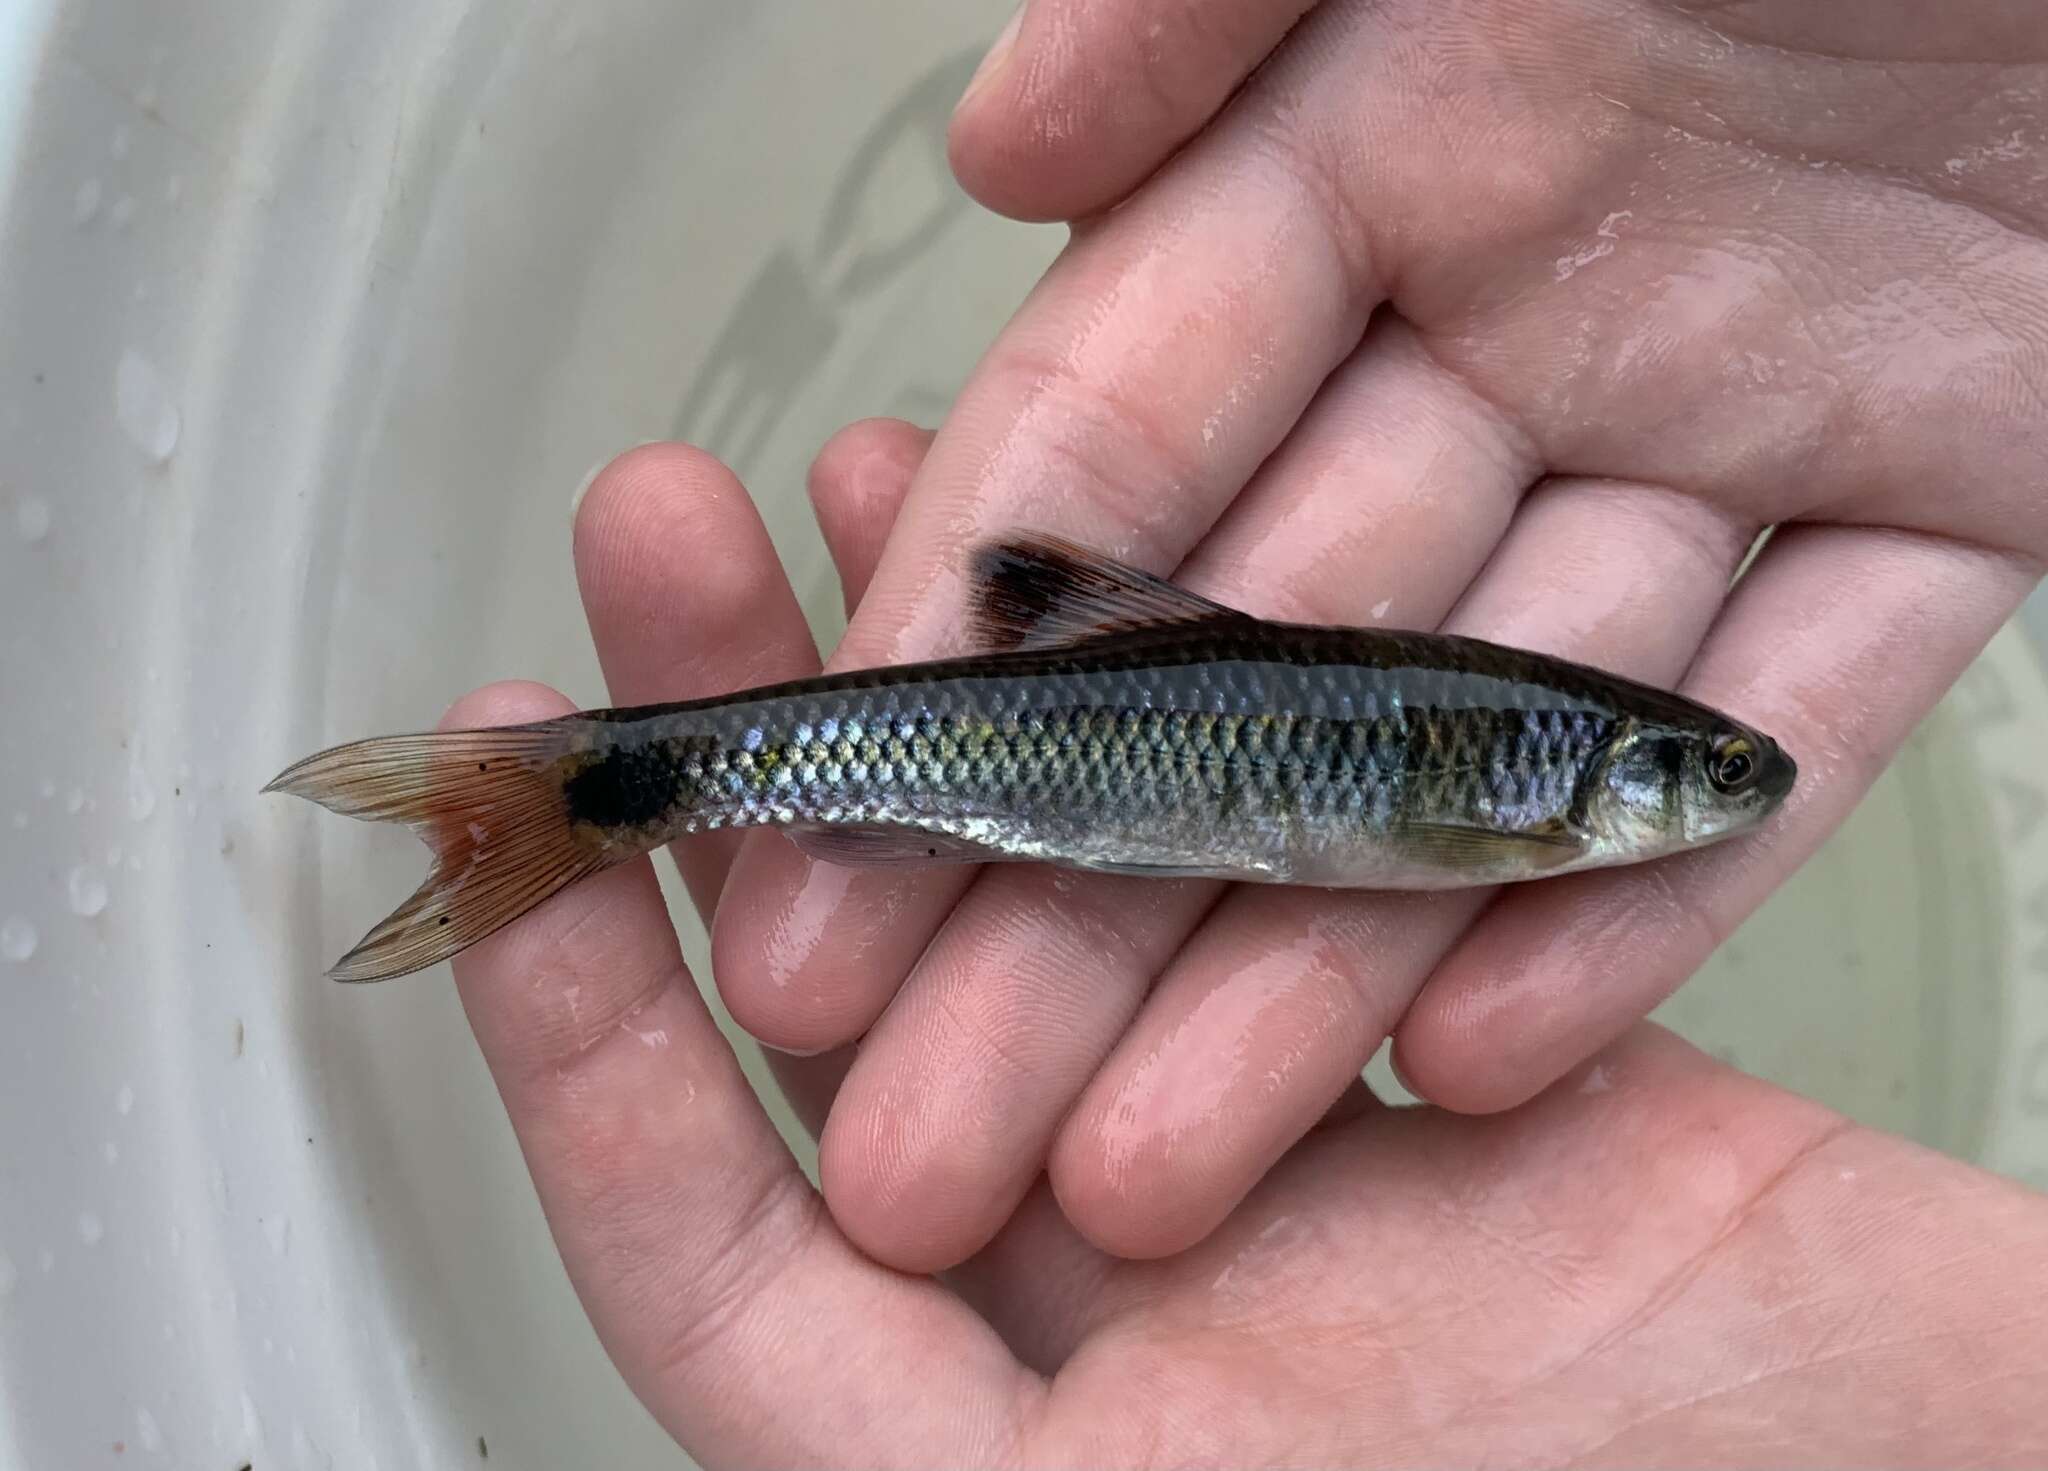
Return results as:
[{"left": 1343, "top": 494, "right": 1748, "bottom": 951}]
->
[
  {"left": 950, "top": 0, "right": 1318, "bottom": 222},
  {"left": 573, "top": 444, "right": 823, "bottom": 920},
  {"left": 1052, "top": 477, "right": 1755, "bottom": 1258},
  {"left": 1395, "top": 524, "right": 2043, "bottom": 1114},
  {"left": 713, "top": 13, "right": 1398, "bottom": 1058},
  {"left": 762, "top": 419, "right": 928, "bottom": 1140},
  {"left": 808, "top": 418, "right": 935, "bottom": 619},
  {"left": 806, "top": 438, "right": 1128, "bottom": 1359},
  {"left": 445, "top": 682, "right": 1039, "bottom": 1468},
  {"left": 817, "top": 318, "right": 1539, "bottom": 1270}
]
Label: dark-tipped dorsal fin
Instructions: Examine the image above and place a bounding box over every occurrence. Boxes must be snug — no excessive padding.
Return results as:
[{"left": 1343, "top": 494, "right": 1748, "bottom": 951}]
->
[{"left": 968, "top": 533, "right": 1241, "bottom": 652}]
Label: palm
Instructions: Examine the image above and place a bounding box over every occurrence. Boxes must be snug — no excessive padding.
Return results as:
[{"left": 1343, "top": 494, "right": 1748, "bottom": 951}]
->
[{"left": 1377, "top": 0, "right": 2045, "bottom": 556}]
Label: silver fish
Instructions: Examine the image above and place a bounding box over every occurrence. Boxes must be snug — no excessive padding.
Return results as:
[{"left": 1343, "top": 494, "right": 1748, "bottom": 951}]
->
[{"left": 266, "top": 535, "right": 1795, "bottom": 980}]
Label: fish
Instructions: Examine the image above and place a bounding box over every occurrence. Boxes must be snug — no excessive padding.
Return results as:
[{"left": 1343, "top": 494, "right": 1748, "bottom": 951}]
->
[{"left": 265, "top": 534, "right": 1796, "bottom": 982}]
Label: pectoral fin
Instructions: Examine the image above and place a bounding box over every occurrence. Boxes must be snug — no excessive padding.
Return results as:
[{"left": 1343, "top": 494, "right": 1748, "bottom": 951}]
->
[{"left": 1401, "top": 818, "right": 1586, "bottom": 875}]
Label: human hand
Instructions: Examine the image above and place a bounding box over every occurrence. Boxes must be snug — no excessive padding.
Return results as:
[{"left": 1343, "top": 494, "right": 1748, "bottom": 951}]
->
[
  {"left": 445, "top": 445, "right": 2048, "bottom": 1466},
  {"left": 703, "top": 0, "right": 2048, "bottom": 1271}
]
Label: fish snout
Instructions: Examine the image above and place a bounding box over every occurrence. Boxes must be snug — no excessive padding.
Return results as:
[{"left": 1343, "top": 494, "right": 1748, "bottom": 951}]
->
[{"left": 1756, "top": 739, "right": 1797, "bottom": 803}]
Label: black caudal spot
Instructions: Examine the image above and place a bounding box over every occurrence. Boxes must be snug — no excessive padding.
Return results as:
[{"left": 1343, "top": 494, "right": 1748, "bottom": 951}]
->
[{"left": 562, "top": 741, "right": 688, "bottom": 830}]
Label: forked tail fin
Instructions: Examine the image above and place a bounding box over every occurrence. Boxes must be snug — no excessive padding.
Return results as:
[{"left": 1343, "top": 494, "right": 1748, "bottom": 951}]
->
[{"left": 264, "top": 723, "right": 615, "bottom": 982}]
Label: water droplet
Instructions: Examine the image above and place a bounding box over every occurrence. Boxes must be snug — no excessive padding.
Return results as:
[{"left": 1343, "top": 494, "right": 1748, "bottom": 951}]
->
[
  {"left": 109, "top": 125, "right": 130, "bottom": 161},
  {"left": 262, "top": 1214, "right": 290, "bottom": 1256},
  {"left": 105, "top": 842, "right": 122, "bottom": 866},
  {"left": 36, "top": 1248, "right": 53, "bottom": 1273},
  {"left": 77, "top": 1211, "right": 104, "bottom": 1246},
  {"left": 127, "top": 764, "right": 156, "bottom": 823},
  {"left": 164, "top": 174, "right": 183, "bottom": 206},
  {"left": 16, "top": 496, "right": 50, "bottom": 542},
  {"left": 209, "top": 1161, "right": 229, "bottom": 1211},
  {"left": 1, "top": 916, "right": 36, "bottom": 962},
  {"left": 0, "top": 1249, "right": 16, "bottom": 1296},
  {"left": 136, "top": 1407, "right": 164, "bottom": 1453},
  {"left": 37, "top": 778, "right": 55, "bottom": 800},
  {"left": 110, "top": 194, "right": 137, "bottom": 231},
  {"left": 73, "top": 177, "right": 102, "bottom": 226},
  {"left": 64, "top": 786, "right": 84, "bottom": 814},
  {"left": 114, "top": 350, "right": 180, "bottom": 464},
  {"left": 137, "top": 80, "right": 159, "bottom": 112},
  {"left": 115, "top": 1083, "right": 134, "bottom": 1116},
  {"left": 240, "top": 1391, "right": 261, "bottom": 1443},
  {"left": 9, "top": 812, "right": 25, "bottom": 831},
  {"left": 102, "top": 1139, "right": 119, "bottom": 1164},
  {"left": 67, "top": 865, "right": 109, "bottom": 917}
]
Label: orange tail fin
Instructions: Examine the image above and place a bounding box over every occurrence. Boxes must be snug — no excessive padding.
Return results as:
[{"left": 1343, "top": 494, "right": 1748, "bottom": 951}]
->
[{"left": 264, "top": 724, "right": 614, "bottom": 982}]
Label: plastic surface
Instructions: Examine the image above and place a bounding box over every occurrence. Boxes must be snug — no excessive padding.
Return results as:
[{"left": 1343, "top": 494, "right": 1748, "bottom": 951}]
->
[{"left": 1, "top": 2, "right": 2045, "bottom": 1467}]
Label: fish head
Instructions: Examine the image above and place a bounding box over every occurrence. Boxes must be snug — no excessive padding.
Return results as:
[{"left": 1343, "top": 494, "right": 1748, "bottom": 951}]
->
[{"left": 1580, "top": 715, "right": 1796, "bottom": 859}]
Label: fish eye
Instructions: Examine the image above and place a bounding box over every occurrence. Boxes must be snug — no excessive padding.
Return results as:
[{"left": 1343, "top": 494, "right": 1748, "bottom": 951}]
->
[{"left": 1708, "top": 735, "right": 1758, "bottom": 794}]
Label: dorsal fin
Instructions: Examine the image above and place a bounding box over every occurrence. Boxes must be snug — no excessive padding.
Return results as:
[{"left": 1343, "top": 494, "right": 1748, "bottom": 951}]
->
[{"left": 968, "top": 533, "right": 1241, "bottom": 652}]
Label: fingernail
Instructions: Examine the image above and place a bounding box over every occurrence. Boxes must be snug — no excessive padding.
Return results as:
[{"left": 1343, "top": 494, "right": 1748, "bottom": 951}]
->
[{"left": 958, "top": 3, "right": 1024, "bottom": 111}]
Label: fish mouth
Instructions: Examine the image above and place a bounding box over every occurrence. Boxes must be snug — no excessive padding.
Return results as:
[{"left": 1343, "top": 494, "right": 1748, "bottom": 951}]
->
[{"left": 1756, "top": 740, "right": 1798, "bottom": 803}]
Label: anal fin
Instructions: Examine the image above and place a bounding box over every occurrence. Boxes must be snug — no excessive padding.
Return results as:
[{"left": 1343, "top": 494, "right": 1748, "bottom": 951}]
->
[{"left": 787, "top": 824, "right": 1016, "bottom": 869}]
